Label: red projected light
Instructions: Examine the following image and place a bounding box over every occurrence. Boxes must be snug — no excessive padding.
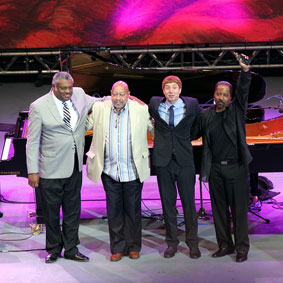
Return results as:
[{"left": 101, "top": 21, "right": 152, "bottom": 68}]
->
[{"left": 0, "top": 0, "right": 282, "bottom": 49}]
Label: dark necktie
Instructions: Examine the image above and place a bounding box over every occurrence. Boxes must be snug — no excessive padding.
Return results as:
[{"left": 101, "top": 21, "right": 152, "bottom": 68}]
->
[
  {"left": 169, "top": 105, "right": 174, "bottom": 129},
  {"left": 62, "top": 101, "right": 72, "bottom": 129}
]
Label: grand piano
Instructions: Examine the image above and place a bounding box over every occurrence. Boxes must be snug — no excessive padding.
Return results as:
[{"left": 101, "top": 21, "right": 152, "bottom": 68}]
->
[{"left": 1, "top": 62, "right": 283, "bottom": 223}]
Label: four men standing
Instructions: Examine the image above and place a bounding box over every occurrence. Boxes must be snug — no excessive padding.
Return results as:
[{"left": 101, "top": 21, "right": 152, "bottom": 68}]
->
[{"left": 27, "top": 53, "right": 251, "bottom": 263}]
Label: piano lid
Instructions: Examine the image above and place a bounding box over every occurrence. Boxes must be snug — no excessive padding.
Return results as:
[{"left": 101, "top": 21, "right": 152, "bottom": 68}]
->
[{"left": 71, "top": 53, "right": 266, "bottom": 105}]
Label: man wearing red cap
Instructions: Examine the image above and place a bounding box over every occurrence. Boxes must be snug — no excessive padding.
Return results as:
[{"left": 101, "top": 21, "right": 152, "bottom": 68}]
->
[{"left": 149, "top": 76, "right": 201, "bottom": 259}]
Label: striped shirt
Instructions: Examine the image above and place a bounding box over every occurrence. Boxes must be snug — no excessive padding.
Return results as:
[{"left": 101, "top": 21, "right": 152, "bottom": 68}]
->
[
  {"left": 158, "top": 98, "right": 185, "bottom": 127},
  {"left": 103, "top": 103, "right": 138, "bottom": 182},
  {"left": 52, "top": 92, "right": 78, "bottom": 130}
]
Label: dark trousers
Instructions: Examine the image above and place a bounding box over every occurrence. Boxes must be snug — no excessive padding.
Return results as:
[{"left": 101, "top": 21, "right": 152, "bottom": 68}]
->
[
  {"left": 101, "top": 173, "right": 143, "bottom": 254},
  {"left": 209, "top": 163, "right": 250, "bottom": 253},
  {"left": 34, "top": 187, "right": 44, "bottom": 224},
  {"left": 155, "top": 159, "right": 198, "bottom": 248},
  {"left": 38, "top": 154, "right": 82, "bottom": 257}
]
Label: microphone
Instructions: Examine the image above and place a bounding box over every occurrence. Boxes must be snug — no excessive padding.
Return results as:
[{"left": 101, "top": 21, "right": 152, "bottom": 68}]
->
[{"left": 279, "top": 99, "right": 283, "bottom": 113}]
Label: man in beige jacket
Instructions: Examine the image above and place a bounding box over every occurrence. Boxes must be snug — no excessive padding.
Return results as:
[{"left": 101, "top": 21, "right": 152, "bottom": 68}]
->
[{"left": 86, "top": 80, "right": 153, "bottom": 262}]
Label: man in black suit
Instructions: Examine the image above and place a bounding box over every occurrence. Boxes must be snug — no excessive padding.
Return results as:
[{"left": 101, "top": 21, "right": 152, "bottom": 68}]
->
[
  {"left": 149, "top": 76, "right": 201, "bottom": 259},
  {"left": 193, "top": 53, "right": 251, "bottom": 262}
]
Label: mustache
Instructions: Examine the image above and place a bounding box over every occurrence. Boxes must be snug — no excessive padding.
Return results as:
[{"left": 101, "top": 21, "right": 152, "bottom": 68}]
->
[{"left": 216, "top": 100, "right": 224, "bottom": 104}]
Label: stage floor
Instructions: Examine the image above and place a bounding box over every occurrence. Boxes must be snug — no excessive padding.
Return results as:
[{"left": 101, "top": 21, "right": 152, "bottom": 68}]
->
[{"left": 0, "top": 169, "right": 283, "bottom": 283}]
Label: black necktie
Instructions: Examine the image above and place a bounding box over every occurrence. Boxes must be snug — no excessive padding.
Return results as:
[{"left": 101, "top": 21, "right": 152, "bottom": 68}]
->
[
  {"left": 169, "top": 105, "right": 174, "bottom": 129},
  {"left": 62, "top": 101, "right": 72, "bottom": 129}
]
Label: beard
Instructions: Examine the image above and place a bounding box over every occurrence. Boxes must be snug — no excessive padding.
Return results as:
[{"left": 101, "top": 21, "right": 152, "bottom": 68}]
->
[{"left": 215, "top": 100, "right": 226, "bottom": 110}]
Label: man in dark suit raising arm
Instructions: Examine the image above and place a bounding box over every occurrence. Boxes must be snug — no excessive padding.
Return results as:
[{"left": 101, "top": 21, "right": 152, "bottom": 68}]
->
[{"left": 193, "top": 54, "right": 252, "bottom": 263}]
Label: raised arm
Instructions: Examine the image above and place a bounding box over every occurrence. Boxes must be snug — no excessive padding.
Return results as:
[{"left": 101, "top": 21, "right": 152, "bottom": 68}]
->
[{"left": 233, "top": 52, "right": 251, "bottom": 110}]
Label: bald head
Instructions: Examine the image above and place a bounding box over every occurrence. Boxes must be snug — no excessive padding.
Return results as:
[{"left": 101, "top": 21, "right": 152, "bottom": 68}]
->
[
  {"left": 111, "top": 80, "right": 129, "bottom": 92},
  {"left": 111, "top": 80, "right": 130, "bottom": 113}
]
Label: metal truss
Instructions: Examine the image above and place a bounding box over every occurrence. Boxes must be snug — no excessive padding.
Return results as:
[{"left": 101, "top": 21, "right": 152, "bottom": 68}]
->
[
  {"left": 1, "top": 43, "right": 283, "bottom": 74},
  {"left": 108, "top": 43, "right": 283, "bottom": 70},
  {"left": 0, "top": 50, "right": 70, "bottom": 75}
]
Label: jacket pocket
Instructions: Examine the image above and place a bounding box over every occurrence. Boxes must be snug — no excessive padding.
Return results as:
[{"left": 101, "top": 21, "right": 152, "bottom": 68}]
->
[{"left": 42, "top": 150, "right": 56, "bottom": 157}]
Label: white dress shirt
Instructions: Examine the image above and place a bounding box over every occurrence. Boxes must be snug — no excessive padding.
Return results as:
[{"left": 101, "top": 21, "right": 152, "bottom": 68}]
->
[{"left": 52, "top": 91, "right": 78, "bottom": 130}]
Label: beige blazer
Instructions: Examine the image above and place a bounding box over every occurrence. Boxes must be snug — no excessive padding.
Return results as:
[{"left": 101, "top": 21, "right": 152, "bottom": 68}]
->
[{"left": 86, "top": 100, "right": 153, "bottom": 184}]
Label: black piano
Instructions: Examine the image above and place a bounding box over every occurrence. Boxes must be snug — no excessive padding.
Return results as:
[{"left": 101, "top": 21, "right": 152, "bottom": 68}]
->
[
  {"left": 0, "top": 111, "right": 28, "bottom": 177},
  {"left": 0, "top": 111, "right": 45, "bottom": 223}
]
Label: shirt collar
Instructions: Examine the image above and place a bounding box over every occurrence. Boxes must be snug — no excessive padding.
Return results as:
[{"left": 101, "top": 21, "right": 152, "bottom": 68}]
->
[
  {"left": 112, "top": 102, "right": 129, "bottom": 114},
  {"left": 52, "top": 90, "right": 72, "bottom": 106},
  {"left": 165, "top": 98, "right": 183, "bottom": 109}
]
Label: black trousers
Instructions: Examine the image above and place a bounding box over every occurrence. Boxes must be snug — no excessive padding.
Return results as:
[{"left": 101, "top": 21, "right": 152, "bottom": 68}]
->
[
  {"left": 155, "top": 159, "right": 198, "bottom": 249},
  {"left": 101, "top": 173, "right": 143, "bottom": 255},
  {"left": 38, "top": 154, "right": 82, "bottom": 257},
  {"left": 209, "top": 162, "right": 250, "bottom": 253},
  {"left": 34, "top": 187, "right": 44, "bottom": 224}
]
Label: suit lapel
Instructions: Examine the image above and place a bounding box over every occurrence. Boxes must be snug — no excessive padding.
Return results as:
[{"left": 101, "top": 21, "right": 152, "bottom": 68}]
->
[
  {"left": 71, "top": 94, "right": 81, "bottom": 118},
  {"left": 129, "top": 101, "right": 136, "bottom": 141},
  {"left": 173, "top": 97, "right": 189, "bottom": 128},
  {"left": 46, "top": 92, "right": 66, "bottom": 128},
  {"left": 70, "top": 94, "right": 81, "bottom": 132},
  {"left": 154, "top": 97, "right": 169, "bottom": 127},
  {"left": 103, "top": 101, "right": 111, "bottom": 138},
  {"left": 154, "top": 98, "right": 163, "bottom": 113}
]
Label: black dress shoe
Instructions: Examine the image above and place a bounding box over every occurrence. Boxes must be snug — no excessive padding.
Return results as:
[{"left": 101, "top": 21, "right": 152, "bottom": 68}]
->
[
  {"left": 64, "top": 252, "right": 89, "bottom": 262},
  {"left": 236, "top": 252, "right": 248, "bottom": 263},
  {"left": 45, "top": 253, "right": 59, "bottom": 263},
  {"left": 212, "top": 247, "right": 234, "bottom": 258},
  {"left": 164, "top": 247, "right": 177, "bottom": 258},
  {"left": 189, "top": 247, "right": 201, "bottom": 259}
]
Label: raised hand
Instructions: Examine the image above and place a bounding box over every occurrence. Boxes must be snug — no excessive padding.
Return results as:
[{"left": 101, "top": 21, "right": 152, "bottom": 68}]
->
[{"left": 234, "top": 52, "right": 250, "bottom": 72}]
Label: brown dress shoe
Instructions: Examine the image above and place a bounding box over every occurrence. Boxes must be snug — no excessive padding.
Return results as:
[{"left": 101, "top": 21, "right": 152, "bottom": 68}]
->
[
  {"left": 189, "top": 247, "right": 201, "bottom": 259},
  {"left": 129, "top": 251, "right": 140, "bottom": 259},
  {"left": 110, "top": 253, "right": 123, "bottom": 262},
  {"left": 236, "top": 252, "right": 248, "bottom": 263},
  {"left": 212, "top": 247, "right": 234, "bottom": 258},
  {"left": 164, "top": 247, "right": 177, "bottom": 258}
]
